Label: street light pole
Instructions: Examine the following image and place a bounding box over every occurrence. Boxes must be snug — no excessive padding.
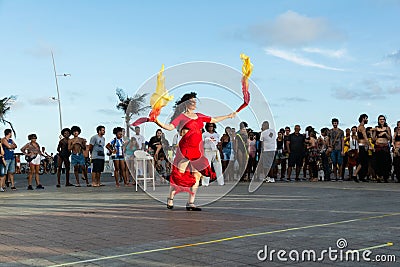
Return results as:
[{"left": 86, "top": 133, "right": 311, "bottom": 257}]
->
[{"left": 51, "top": 51, "right": 65, "bottom": 132}]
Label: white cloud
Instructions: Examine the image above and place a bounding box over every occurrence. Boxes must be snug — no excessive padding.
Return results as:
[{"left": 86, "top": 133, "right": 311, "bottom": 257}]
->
[
  {"left": 374, "top": 49, "right": 400, "bottom": 65},
  {"left": 282, "top": 97, "right": 309, "bottom": 102},
  {"left": 331, "top": 80, "right": 400, "bottom": 100},
  {"left": 248, "top": 10, "right": 345, "bottom": 46},
  {"left": 31, "top": 97, "right": 57, "bottom": 106},
  {"left": 385, "top": 49, "right": 400, "bottom": 64},
  {"left": 302, "top": 47, "right": 348, "bottom": 58},
  {"left": 24, "top": 42, "right": 54, "bottom": 59},
  {"left": 265, "top": 48, "right": 345, "bottom": 71}
]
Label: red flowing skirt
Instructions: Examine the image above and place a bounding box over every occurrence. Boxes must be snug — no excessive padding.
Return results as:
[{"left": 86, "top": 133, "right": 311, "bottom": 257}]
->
[{"left": 170, "top": 143, "right": 216, "bottom": 195}]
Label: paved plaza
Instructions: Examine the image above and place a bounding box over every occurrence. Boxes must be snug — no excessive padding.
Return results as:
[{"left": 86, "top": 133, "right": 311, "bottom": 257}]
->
[{"left": 0, "top": 173, "right": 399, "bottom": 266}]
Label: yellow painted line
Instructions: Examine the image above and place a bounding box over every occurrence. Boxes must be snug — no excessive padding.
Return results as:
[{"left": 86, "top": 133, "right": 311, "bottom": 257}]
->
[
  {"left": 48, "top": 212, "right": 400, "bottom": 267},
  {"left": 346, "top": 242, "right": 394, "bottom": 253}
]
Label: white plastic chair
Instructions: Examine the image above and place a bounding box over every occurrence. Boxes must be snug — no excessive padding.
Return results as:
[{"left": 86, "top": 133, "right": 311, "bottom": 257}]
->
[{"left": 134, "top": 150, "right": 155, "bottom": 191}]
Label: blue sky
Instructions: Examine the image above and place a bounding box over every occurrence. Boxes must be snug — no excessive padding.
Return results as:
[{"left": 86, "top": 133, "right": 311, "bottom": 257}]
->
[{"left": 1, "top": 0, "right": 400, "bottom": 153}]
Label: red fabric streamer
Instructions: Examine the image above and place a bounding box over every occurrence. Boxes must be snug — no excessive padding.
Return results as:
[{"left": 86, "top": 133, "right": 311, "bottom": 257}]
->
[
  {"left": 236, "top": 53, "right": 253, "bottom": 113},
  {"left": 131, "top": 117, "right": 149, "bottom": 126},
  {"left": 236, "top": 77, "right": 250, "bottom": 112}
]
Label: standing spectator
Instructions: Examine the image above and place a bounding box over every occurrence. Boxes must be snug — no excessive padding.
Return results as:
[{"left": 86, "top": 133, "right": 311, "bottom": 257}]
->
[
  {"left": 220, "top": 126, "right": 233, "bottom": 180},
  {"left": 68, "top": 126, "right": 90, "bottom": 187},
  {"left": 282, "top": 126, "right": 291, "bottom": 180},
  {"left": 235, "top": 122, "right": 249, "bottom": 181},
  {"left": 347, "top": 126, "right": 359, "bottom": 179},
  {"left": 83, "top": 145, "right": 91, "bottom": 179},
  {"left": 327, "top": 118, "right": 345, "bottom": 181},
  {"left": 303, "top": 126, "right": 314, "bottom": 180},
  {"left": 287, "top": 125, "right": 305, "bottom": 181},
  {"left": 342, "top": 128, "right": 351, "bottom": 179},
  {"left": 274, "top": 131, "right": 287, "bottom": 181},
  {"left": 106, "top": 127, "right": 130, "bottom": 187},
  {"left": 259, "top": 121, "right": 276, "bottom": 183},
  {"left": 392, "top": 126, "right": 400, "bottom": 182},
  {"left": 306, "top": 130, "right": 319, "bottom": 182},
  {"left": 56, "top": 128, "right": 73, "bottom": 187},
  {"left": 89, "top": 126, "right": 106, "bottom": 187},
  {"left": 372, "top": 115, "right": 392, "bottom": 183},
  {"left": 318, "top": 128, "right": 331, "bottom": 181},
  {"left": 202, "top": 122, "right": 224, "bottom": 186},
  {"left": 0, "top": 144, "right": 6, "bottom": 191},
  {"left": 353, "top": 114, "right": 369, "bottom": 182},
  {"left": 21, "top": 134, "right": 44, "bottom": 190},
  {"left": 246, "top": 131, "right": 258, "bottom": 181},
  {"left": 131, "top": 126, "right": 146, "bottom": 150},
  {"left": 367, "top": 127, "right": 376, "bottom": 181},
  {"left": 15, "top": 154, "right": 21, "bottom": 174},
  {"left": 1, "top": 129, "right": 17, "bottom": 190},
  {"left": 124, "top": 136, "right": 138, "bottom": 183}
]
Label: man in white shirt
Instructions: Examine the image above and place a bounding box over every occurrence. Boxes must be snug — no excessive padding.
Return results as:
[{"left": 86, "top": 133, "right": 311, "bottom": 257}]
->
[
  {"left": 259, "top": 121, "right": 276, "bottom": 183},
  {"left": 131, "top": 126, "right": 145, "bottom": 150},
  {"left": 202, "top": 123, "right": 224, "bottom": 186}
]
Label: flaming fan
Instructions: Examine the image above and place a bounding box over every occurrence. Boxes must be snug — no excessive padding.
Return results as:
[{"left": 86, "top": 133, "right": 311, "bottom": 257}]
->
[
  {"left": 236, "top": 53, "right": 253, "bottom": 112},
  {"left": 131, "top": 65, "right": 173, "bottom": 126}
]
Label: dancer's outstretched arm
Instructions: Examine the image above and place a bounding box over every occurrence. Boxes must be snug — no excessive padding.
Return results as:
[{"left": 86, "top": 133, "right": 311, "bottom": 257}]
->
[
  {"left": 155, "top": 119, "right": 176, "bottom": 131},
  {"left": 210, "top": 112, "right": 236, "bottom": 123}
]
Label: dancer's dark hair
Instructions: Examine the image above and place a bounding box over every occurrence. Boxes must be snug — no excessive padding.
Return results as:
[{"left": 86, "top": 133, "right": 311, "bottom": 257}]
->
[{"left": 170, "top": 92, "right": 197, "bottom": 123}]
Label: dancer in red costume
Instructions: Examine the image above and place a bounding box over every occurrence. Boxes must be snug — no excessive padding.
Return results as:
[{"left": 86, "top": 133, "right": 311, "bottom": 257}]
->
[{"left": 155, "top": 92, "right": 236, "bottom": 211}]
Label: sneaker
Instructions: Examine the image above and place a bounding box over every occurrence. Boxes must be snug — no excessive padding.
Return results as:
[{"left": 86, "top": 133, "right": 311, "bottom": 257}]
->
[
  {"left": 36, "top": 184, "right": 45, "bottom": 189},
  {"left": 0, "top": 187, "right": 5, "bottom": 192},
  {"left": 27, "top": 185, "right": 33, "bottom": 190},
  {"left": 11, "top": 186, "right": 17, "bottom": 191},
  {"left": 264, "top": 176, "right": 275, "bottom": 183}
]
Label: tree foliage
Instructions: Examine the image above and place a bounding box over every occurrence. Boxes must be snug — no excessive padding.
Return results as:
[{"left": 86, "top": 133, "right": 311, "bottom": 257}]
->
[{"left": 0, "top": 95, "right": 17, "bottom": 136}]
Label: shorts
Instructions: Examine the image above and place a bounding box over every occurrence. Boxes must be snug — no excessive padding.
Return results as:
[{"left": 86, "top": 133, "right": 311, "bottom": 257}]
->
[
  {"left": 330, "top": 149, "right": 343, "bottom": 166},
  {"left": 222, "top": 148, "right": 232, "bottom": 161},
  {"left": 30, "top": 154, "right": 41, "bottom": 166},
  {"left": 92, "top": 159, "right": 105, "bottom": 173},
  {"left": 0, "top": 162, "right": 5, "bottom": 176},
  {"left": 261, "top": 151, "right": 275, "bottom": 169},
  {"left": 288, "top": 152, "right": 304, "bottom": 167},
  {"left": 71, "top": 153, "right": 85, "bottom": 166},
  {"left": 5, "top": 158, "right": 15, "bottom": 173},
  {"left": 112, "top": 155, "right": 125, "bottom": 161}
]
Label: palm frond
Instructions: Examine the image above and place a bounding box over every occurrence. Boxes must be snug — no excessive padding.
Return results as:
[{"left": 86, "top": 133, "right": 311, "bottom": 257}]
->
[{"left": 0, "top": 95, "right": 17, "bottom": 136}]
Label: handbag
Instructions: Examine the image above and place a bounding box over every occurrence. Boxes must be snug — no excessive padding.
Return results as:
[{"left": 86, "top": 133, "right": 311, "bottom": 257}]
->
[
  {"left": 25, "top": 155, "right": 36, "bottom": 162},
  {"left": 107, "top": 138, "right": 117, "bottom": 156}
]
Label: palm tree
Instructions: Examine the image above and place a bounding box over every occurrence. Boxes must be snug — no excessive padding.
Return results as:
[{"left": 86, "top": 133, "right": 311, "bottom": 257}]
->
[
  {"left": 116, "top": 88, "right": 149, "bottom": 137},
  {"left": 0, "top": 96, "right": 17, "bottom": 136}
]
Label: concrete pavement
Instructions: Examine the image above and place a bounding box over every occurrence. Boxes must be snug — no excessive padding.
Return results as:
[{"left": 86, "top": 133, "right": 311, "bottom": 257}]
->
[{"left": 1, "top": 173, "right": 399, "bottom": 266}]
